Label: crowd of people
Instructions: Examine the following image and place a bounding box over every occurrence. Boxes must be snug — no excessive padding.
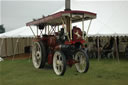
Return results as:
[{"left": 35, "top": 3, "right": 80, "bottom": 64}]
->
[{"left": 88, "top": 37, "right": 128, "bottom": 59}]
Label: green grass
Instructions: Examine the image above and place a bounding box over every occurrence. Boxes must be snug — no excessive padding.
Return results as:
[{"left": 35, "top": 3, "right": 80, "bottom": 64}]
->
[{"left": 0, "top": 59, "right": 128, "bottom": 85}]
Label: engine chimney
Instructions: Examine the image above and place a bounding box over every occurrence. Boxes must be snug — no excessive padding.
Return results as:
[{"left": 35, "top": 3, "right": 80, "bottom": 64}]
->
[{"left": 65, "top": 0, "right": 71, "bottom": 11}]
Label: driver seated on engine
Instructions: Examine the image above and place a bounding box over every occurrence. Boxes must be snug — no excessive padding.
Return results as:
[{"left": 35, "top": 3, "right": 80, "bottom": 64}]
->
[
  {"left": 72, "top": 26, "right": 83, "bottom": 40},
  {"left": 57, "top": 25, "right": 67, "bottom": 43}
]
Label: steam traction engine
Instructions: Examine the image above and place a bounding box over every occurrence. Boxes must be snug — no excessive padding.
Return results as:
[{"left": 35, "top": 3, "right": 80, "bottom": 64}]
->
[{"left": 26, "top": 10, "right": 96, "bottom": 75}]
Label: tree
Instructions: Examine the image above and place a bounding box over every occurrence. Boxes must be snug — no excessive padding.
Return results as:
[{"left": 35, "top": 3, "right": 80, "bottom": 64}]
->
[{"left": 0, "top": 25, "right": 5, "bottom": 34}]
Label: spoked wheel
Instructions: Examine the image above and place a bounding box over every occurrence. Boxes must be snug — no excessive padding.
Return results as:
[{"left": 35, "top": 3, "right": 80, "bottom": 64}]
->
[
  {"left": 53, "top": 51, "right": 66, "bottom": 76},
  {"left": 32, "top": 41, "right": 46, "bottom": 69},
  {"left": 75, "top": 50, "right": 89, "bottom": 73}
]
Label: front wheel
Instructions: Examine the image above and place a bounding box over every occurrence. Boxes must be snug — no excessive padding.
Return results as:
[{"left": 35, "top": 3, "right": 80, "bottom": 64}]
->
[
  {"left": 53, "top": 51, "right": 66, "bottom": 76},
  {"left": 75, "top": 50, "right": 89, "bottom": 73},
  {"left": 32, "top": 41, "right": 46, "bottom": 69}
]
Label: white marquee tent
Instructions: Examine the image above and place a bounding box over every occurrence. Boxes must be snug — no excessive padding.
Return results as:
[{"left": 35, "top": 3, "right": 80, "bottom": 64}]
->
[
  {"left": 0, "top": 26, "right": 37, "bottom": 38},
  {"left": 0, "top": 26, "right": 38, "bottom": 57}
]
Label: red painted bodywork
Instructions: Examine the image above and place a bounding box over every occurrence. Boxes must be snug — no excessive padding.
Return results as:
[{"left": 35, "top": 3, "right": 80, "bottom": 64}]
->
[
  {"left": 33, "top": 28, "right": 86, "bottom": 66},
  {"left": 35, "top": 36, "right": 57, "bottom": 65},
  {"left": 48, "top": 53, "right": 53, "bottom": 64},
  {"left": 65, "top": 40, "right": 86, "bottom": 45}
]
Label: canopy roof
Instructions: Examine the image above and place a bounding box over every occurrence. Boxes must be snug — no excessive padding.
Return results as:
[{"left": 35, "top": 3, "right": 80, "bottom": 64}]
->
[{"left": 26, "top": 10, "right": 96, "bottom": 26}]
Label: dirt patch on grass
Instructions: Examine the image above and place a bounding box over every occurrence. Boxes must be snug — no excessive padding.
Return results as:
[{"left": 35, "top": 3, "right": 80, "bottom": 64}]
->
[{"left": 3, "top": 53, "right": 31, "bottom": 60}]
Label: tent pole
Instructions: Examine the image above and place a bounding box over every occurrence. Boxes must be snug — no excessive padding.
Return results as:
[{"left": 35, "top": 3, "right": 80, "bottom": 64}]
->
[
  {"left": 28, "top": 38, "right": 30, "bottom": 46},
  {"left": 115, "top": 37, "right": 119, "bottom": 62},
  {"left": 11, "top": 38, "right": 14, "bottom": 55},
  {"left": 0, "top": 38, "right": 4, "bottom": 56},
  {"left": 12, "top": 38, "right": 19, "bottom": 61},
  {"left": 29, "top": 37, "right": 33, "bottom": 62},
  {"left": 28, "top": 39, "right": 32, "bottom": 62},
  {"left": 5, "top": 38, "right": 8, "bottom": 57},
  {"left": 17, "top": 38, "right": 20, "bottom": 55},
  {"left": 97, "top": 37, "right": 100, "bottom": 61},
  {"left": 112, "top": 37, "right": 115, "bottom": 59}
]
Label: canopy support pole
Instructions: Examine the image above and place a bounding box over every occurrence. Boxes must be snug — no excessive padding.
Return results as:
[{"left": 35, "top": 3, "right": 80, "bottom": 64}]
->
[
  {"left": 37, "top": 26, "right": 38, "bottom": 36},
  {"left": 86, "top": 19, "right": 92, "bottom": 39},
  {"left": 61, "top": 18, "right": 70, "bottom": 41},
  {"left": 58, "top": 25, "right": 59, "bottom": 32},
  {"left": 82, "top": 15, "right": 85, "bottom": 39},
  {"left": 70, "top": 14, "right": 72, "bottom": 40},
  {"left": 45, "top": 26, "right": 46, "bottom": 34},
  {"left": 48, "top": 25, "right": 49, "bottom": 35},
  {"left": 29, "top": 26, "right": 36, "bottom": 37}
]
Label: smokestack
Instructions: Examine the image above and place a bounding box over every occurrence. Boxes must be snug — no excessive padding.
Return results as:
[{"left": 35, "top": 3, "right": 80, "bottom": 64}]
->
[{"left": 65, "top": 0, "right": 71, "bottom": 11}]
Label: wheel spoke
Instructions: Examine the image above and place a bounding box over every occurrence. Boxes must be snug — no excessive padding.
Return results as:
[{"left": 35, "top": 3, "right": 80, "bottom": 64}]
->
[
  {"left": 56, "top": 65, "right": 59, "bottom": 70},
  {"left": 58, "top": 65, "right": 60, "bottom": 72},
  {"left": 58, "top": 55, "right": 61, "bottom": 60},
  {"left": 77, "top": 55, "right": 80, "bottom": 61},
  {"left": 59, "top": 65, "right": 62, "bottom": 72}
]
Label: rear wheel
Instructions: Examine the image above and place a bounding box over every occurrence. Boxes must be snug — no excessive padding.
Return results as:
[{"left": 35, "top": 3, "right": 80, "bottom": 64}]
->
[
  {"left": 75, "top": 50, "right": 89, "bottom": 73},
  {"left": 53, "top": 51, "right": 66, "bottom": 76},
  {"left": 32, "top": 41, "right": 46, "bottom": 69}
]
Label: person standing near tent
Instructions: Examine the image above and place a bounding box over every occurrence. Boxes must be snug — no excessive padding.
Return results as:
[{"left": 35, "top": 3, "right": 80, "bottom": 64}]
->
[{"left": 102, "top": 37, "right": 114, "bottom": 58}]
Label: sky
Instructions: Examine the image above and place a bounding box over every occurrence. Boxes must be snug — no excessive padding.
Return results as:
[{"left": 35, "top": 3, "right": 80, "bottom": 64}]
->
[
  {"left": 1, "top": 0, "right": 65, "bottom": 31},
  {"left": 1, "top": 0, "right": 128, "bottom": 32}
]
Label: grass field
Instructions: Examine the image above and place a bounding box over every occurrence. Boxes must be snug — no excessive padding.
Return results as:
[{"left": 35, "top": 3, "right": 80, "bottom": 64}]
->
[{"left": 0, "top": 58, "right": 128, "bottom": 85}]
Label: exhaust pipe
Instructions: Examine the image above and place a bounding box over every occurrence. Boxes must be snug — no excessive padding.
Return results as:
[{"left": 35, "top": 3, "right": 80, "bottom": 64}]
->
[{"left": 65, "top": 0, "right": 71, "bottom": 11}]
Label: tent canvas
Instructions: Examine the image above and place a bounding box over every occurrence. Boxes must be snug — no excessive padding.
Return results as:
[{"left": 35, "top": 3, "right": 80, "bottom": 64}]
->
[{"left": 0, "top": 26, "right": 38, "bottom": 38}]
